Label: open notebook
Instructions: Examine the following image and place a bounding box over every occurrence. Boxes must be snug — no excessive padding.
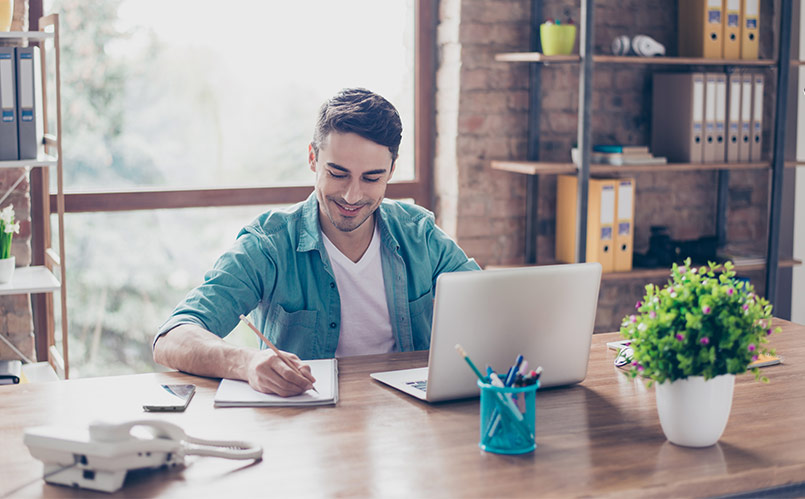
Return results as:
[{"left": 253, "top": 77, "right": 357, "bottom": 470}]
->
[{"left": 214, "top": 358, "right": 338, "bottom": 407}]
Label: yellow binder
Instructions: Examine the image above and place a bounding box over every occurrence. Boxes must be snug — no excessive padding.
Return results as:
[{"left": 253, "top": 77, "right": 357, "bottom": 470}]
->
[
  {"left": 614, "top": 178, "right": 635, "bottom": 272},
  {"left": 740, "top": 0, "right": 759, "bottom": 59},
  {"left": 679, "top": 0, "right": 724, "bottom": 59},
  {"left": 556, "top": 176, "right": 616, "bottom": 273},
  {"left": 722, "top": 0, "right": 741, "bottom": 59}
]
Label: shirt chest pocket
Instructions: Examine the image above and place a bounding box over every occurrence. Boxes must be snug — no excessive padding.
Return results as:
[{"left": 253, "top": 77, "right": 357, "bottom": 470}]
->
[
  {"left": 266, "top": 304, "right": 319, "bottom": 359},
  {"left": 408, "top": 290, "right": 434, "bottom": 351}
]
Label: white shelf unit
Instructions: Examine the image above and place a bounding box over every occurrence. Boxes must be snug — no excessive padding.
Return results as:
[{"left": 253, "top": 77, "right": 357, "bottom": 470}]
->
[
  {"left": 0, "top": 15, "right": 68, "bottom": 378},
  {"left": 0, "top": 266, "right": 60, "bottom": 295}
]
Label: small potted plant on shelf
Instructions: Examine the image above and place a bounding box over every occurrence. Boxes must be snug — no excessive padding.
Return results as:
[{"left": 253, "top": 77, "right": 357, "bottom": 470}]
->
[
  {"left": 0, "top": 204, "right": 20, "bottom": 283},
  {"left": 619, "top": 257, "right": 780, "bottom": 447}
]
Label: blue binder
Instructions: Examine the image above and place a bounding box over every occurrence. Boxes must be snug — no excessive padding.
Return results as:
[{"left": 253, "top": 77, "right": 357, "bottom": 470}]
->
[
  {"left": 15, "top": 47, "right": 37, "bottom": 160},
  {"left": 0, "top": 47, "right": 18, "bottom": 160}
]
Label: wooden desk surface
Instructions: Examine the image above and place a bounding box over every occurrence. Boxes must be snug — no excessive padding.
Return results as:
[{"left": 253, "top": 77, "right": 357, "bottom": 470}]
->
[{"left": 1, "top": 319, "right": 804, "bottom": 498}]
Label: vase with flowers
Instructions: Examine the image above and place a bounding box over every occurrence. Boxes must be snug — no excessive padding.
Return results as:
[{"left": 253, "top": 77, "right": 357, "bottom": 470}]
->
[
  {"left": 619, "top": 258, "right": 780, "bottom": 447},
  {"left": 0, "top": 204, "right": 20, "bottom": 283}
]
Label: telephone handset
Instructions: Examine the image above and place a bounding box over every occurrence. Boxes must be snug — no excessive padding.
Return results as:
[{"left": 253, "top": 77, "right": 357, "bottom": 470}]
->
[{"left": 24, "top": 419, "right": 263, "bottom": 493}]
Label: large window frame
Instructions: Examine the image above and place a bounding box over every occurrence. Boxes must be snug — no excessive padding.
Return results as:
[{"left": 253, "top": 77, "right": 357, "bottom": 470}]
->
[{"left": 29, "top": 0, "right": 437, "bottom": 360}]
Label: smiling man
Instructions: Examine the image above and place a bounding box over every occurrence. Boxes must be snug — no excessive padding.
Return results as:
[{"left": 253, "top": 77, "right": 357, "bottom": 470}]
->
[{"left": 153, "top": 88, "right": 479, "bottom": 396}]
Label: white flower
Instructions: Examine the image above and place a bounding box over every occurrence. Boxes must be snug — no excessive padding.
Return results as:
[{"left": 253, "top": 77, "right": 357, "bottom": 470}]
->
[
  {"left": 4, "top": 221, "right": 19, "bottom": 234},
  {"left": 0, "top": 205, "right": 13, "bottom": 225}
]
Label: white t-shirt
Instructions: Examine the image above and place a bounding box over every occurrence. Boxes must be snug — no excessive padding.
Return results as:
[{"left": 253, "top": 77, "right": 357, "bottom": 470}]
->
[{"left": 322, "top": 224, "right": 396, "bottom": 357}]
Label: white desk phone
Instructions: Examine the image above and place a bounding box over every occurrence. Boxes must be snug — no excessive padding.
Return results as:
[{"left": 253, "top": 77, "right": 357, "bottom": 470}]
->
[{"left": 23, "top": 419, "right": 263, "bottom": 493}]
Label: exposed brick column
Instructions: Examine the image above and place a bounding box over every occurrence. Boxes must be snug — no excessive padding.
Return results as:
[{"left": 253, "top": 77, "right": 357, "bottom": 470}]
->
[{"left": 435, "top": 0, "right": 531, "bottom": 267}]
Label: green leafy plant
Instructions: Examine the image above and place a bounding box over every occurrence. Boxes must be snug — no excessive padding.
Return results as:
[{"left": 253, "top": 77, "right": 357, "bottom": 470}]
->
[
  {"left": 620, "top": 258, "right": 780, "bottom": 385},
  {"left": 0, "top": 205, "right": 20, "bottom": 259}
]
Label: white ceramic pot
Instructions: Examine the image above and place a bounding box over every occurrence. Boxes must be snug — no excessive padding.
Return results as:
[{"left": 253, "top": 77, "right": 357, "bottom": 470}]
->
[
  {"left": 655, "top": 374, "right": 735, "bottom": 447},
  {"left": 0, "top": 255, "right": 15, "bottom": 283}
]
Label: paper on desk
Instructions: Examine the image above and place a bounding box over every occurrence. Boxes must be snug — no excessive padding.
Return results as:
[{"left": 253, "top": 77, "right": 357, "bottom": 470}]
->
[{"left": 214, "top": 358, "right": 338, "bottom": 407}]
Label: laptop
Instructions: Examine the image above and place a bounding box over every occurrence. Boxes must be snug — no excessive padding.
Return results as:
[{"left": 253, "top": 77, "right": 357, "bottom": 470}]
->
[{"left": 370, "top": 262, "right": 602, "bottom": 402}]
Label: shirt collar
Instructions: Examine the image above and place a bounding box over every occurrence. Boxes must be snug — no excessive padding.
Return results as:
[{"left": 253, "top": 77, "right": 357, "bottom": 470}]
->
[{"left": 296, "top": 192, "right": 400, "bottom": 253}]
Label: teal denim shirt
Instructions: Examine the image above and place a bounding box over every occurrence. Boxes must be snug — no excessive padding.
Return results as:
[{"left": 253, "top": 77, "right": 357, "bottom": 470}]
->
[{"left": 157, "top": 193, "right": 480, "bottom": 359}]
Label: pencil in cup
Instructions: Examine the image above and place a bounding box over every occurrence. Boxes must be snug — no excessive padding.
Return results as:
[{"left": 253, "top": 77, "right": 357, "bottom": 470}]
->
[
  {"left": 238, "top": 315, "right": 318, "bottom": 393},
  {"left": 478, "top": 378, "right": 538, "bottom": 454}
]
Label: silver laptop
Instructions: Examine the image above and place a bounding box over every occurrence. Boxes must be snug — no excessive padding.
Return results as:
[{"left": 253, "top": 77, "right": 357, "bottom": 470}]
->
[{"left": 370, "top": 262, "right": 602, "bottom": 402}]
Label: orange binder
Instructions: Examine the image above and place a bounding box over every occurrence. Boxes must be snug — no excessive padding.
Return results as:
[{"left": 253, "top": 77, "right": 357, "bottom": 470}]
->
[
  {"left": 703, "top": 73, "right": 718, "bottom": 162},
  {"left": 740, "top": 0, "right": 759, "bottom": 59},
  {"left": 679, "top": 0, "right": 724, "bottom": 59},
  {"left": 556, "top": 176, "right": 616, "bottom": 273},
  {"left": 750, "top": 73, "right": 764, "bottom": 161},
  {"left": 614, "top": 178, "right": 635, "bottom": 272},
  {"left": 726, "top": 72, "right": 741, "bottom": 162},
  {"left": 739, "top": 72, "right": 752, "bottom": 161},
  {"left": 722, "top": 0, "right": 741, "bottom": 59}
]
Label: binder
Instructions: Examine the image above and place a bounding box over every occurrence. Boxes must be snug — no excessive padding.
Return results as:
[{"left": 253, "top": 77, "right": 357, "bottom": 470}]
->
[
  {"left": 678, "top": 0, "right": 724, "bottom": 59},
  {"left": 556, "top": 176, "right": 616, "bottom": 273},
  {"left": 739, "top": 72, "right": 752, "bottom": 161},
  {"left": 726, "top": 72, "right": 741, "bottom": 162},
  {"left": 614, "top": 178, "right": 635, "bottom": 272},
  {"left": 714, "top": 73, "right": 727, "bottom": 162},
  {"left": 723, "top": 0, "right": 741, "bottom": 59},
  {"left": 750, "top": 73, "right": 763, "bottom": 161},
  {"left": 651, "top": 72, "right": 704, "bottom": 163},
  {"left": 0, "top": 47, "right": 18, "bottom": 161},
  {"left": 740, "top": 0, "right": 759, "bottom": 59},
  {"left": 703, "top": 73, "right": 718, "bottom": 162},
  {"left": 15, "top": 47, "right": 37, "bottom": 160}
]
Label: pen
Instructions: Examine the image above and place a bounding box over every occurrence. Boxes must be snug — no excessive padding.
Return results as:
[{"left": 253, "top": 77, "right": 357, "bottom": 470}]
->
[
  {"left": 239, "top": 314, "right": 318, "bottom": 393},
  {"left": 504, "top": 354, "right": 524, "bottom": 387}
]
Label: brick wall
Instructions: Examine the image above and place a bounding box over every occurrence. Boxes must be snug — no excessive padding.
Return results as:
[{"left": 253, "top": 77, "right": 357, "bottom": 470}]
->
[
  {"left": 0, "top": 1, "right": 35, "bottom": 361},
  {"left": 435, "top": 0, "right": 776, "bottom": 333}
]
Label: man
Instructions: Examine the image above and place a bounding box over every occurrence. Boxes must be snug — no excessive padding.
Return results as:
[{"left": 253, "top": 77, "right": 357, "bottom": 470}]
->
[{"left": 154, "top": 88, "right": 479, "bottom": 396}]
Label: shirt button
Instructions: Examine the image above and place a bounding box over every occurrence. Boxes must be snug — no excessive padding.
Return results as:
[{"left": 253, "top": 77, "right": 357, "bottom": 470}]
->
[
  {"left": 330, "top": 282, "right": 335, "bottom": 288},
  {"left": 330, "top": 322, "right": 337, "bottom": 328}
]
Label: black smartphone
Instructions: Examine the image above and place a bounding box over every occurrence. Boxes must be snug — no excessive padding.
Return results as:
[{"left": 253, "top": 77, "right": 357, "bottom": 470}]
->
[{"left": 142, "top": 384, "right": 196, "bottom": 412}]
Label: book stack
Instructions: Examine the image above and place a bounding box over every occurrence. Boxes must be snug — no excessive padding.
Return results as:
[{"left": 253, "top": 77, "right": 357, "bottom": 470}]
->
[{"left": 571, "top": 145, "right": 668, "bottom": 166}]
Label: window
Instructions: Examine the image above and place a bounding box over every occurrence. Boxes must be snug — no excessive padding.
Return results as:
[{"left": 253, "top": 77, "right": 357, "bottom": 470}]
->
[{"left": 36, "top": 0, "right": 434, "bottom": 376}]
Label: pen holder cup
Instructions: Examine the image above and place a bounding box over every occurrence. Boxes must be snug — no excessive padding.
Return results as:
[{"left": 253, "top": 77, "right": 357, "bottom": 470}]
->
[
  {"left": 539, "top": 24, "right": 577, "bottom": 55},
  {"left": 477, "top": 378, "right": 539, "bottom": 454}
]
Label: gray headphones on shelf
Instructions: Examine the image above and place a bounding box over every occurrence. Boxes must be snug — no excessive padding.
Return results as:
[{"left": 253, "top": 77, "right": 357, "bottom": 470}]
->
[{"left": 611, "top": 35, "right": 666, "bottom": 56}]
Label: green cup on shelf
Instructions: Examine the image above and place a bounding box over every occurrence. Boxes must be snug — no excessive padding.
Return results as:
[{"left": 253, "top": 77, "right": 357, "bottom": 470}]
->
[{"left": 540, "top": 24, "right": 577, "bottom": 55}]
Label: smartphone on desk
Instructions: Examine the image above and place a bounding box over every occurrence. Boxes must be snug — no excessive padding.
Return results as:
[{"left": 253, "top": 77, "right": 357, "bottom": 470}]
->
[{"left": 143, "top": 384, "right": 196, "bottom": 412}]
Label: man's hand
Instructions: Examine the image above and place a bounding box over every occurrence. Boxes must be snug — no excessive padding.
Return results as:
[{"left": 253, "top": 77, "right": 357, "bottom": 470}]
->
[{"left": 246, "top": 349, "right": 317, "bottom": 397}]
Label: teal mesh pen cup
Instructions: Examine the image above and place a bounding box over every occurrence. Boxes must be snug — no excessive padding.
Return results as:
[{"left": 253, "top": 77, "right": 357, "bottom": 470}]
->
[{"left": 477, "top": 378, "right": 538, "bottom": 454}]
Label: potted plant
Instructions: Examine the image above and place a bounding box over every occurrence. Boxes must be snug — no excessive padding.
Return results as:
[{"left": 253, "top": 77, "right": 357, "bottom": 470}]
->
[
  {"left": 0, "top": 204, "right": 20, "bottom": 283},
  {"left": 619, "top": 258, "right": 780, "bottom": 447}
]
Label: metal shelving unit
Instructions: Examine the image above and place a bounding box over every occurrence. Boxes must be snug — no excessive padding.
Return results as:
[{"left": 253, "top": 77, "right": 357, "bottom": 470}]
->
[
  {"left": 0, "top": 15, "right": 68, "bottom": 378},
  {"left": 494, "top": 0, "right": 796, "bottom": 305}
]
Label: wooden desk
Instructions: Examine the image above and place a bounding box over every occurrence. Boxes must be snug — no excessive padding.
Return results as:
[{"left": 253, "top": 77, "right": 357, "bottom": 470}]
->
[{"left": 1, "top": 319, "right": 804, "bottom": 498}]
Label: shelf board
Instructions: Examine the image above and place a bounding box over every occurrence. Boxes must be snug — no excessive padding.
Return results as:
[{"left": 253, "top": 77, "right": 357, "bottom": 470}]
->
[
  {"left": 491, "top": 160, "right": 772, "bottom": 176},
  {"left": 0, "top": 154, "right": 58, "bottom": 169},
  {"left": 495, "top": 52, "right": 776, "bottom": 66},
  {"left": 0, "top": 31, "right": 54, "bottom": 40},
  {"left": 603, "top": 259, "right": 802, "bottom": 281},
  {"left": 785, "top": 161, "right": 805, "bottom": 167},
  {"left": 486, "top": 259, "right": 802, "bottom": 282},
  {"left": 0, "top": 266, "right": 60, "bottom": 295}
]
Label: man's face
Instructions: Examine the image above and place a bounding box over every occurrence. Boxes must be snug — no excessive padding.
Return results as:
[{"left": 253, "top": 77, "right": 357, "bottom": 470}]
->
[{"left": 309, "top": 132, "right": 395, "bottom": 234}]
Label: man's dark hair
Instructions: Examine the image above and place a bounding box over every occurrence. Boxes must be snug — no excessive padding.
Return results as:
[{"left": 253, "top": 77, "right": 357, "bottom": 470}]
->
[{"left": 312, "top": 88, "right": 403, "bottom": 164}]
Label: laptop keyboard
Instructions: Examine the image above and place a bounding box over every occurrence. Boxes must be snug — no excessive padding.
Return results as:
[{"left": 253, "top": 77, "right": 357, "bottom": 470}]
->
[{"left": 406, "top": 380, "right": 427, "bottom": 392}]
